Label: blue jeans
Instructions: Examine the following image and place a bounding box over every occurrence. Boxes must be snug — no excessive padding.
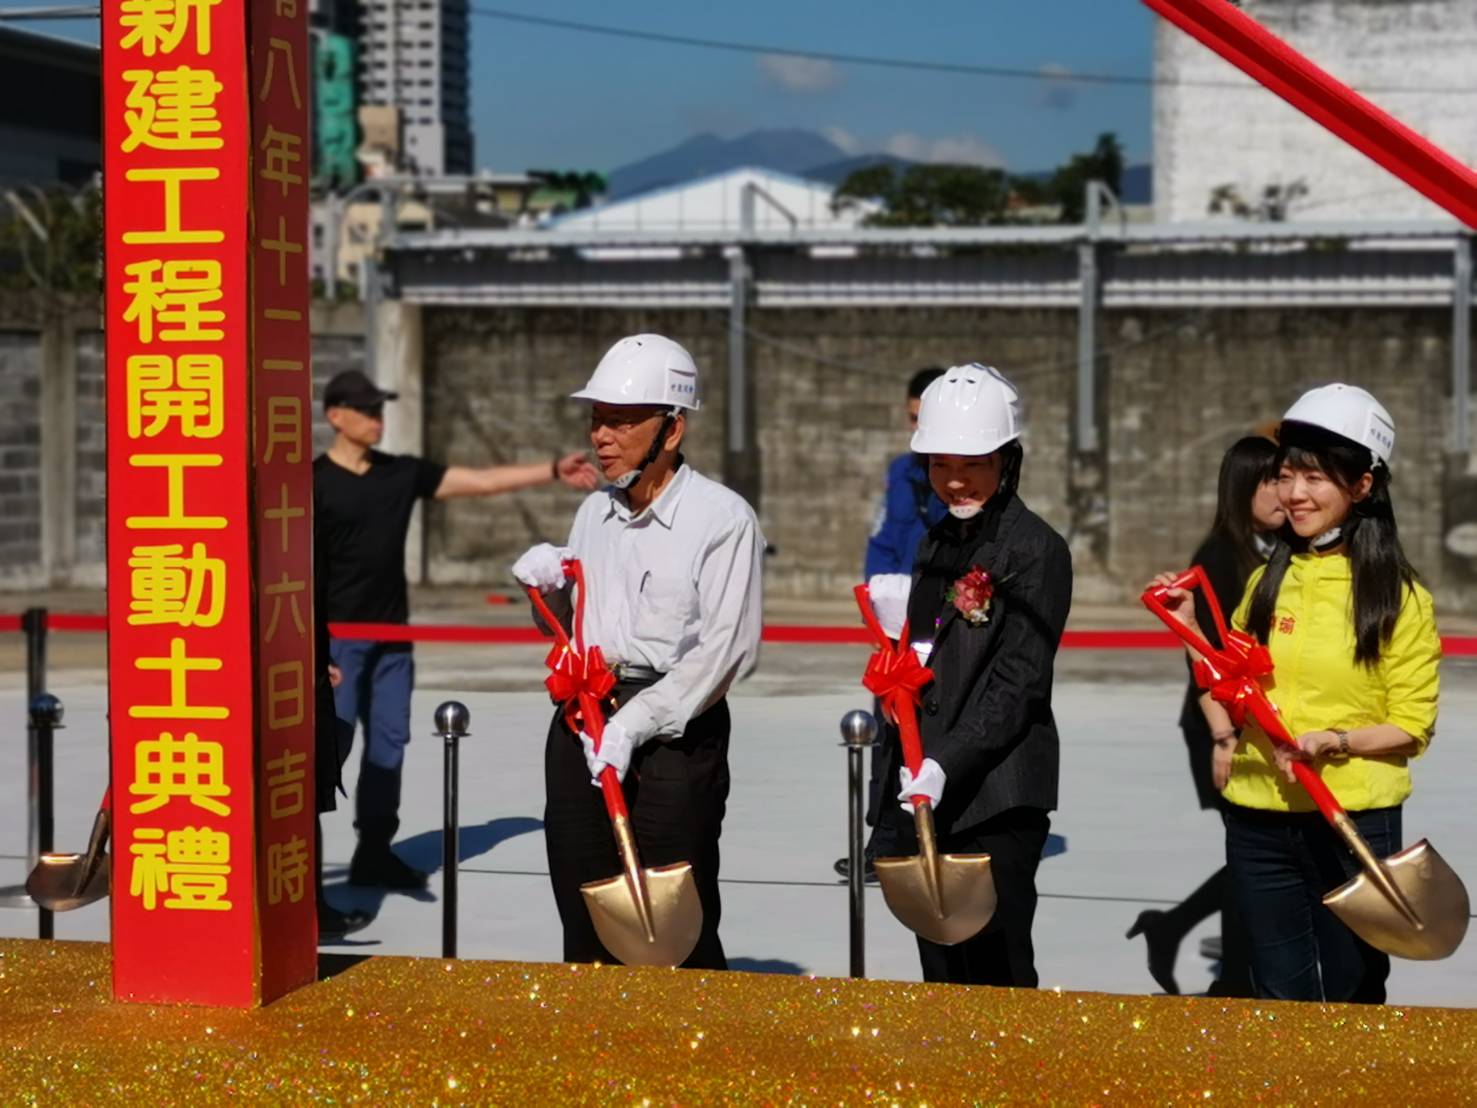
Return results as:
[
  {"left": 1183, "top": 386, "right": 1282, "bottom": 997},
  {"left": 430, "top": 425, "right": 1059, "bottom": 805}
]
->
[
  {"left": 330, "top": 639, "right": 415, "bottom": 831},
  {"left": 1225, "top": 803, "right": 1400, "bottom": 1003}
]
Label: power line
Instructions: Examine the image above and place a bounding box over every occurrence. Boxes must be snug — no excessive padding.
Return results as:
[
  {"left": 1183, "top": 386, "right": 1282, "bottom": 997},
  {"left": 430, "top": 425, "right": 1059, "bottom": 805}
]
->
[{"left": 468, "top": 6, "right": 1477, "bottom": 96}]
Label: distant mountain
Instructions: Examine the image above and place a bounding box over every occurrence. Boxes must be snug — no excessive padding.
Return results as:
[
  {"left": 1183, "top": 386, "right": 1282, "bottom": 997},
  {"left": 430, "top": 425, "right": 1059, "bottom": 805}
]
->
[
  {"left": 604, "top": 128, "right": 1153, "bottom": 207},
  {"left": 606, "top": 128, "right": 847, "bottom": 199}
]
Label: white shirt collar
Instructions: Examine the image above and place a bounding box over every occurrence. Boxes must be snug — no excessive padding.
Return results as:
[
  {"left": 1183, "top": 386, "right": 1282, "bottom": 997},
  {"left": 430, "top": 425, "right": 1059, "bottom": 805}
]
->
[{"left": 605, "top": 463, "right": 692, "bottom": 529}]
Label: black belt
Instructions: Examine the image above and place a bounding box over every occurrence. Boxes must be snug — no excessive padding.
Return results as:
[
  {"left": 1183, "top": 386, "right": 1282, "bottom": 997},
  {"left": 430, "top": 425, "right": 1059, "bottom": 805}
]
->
[{"left": 611, "top": 662, "right": 665, "bottom": 687}]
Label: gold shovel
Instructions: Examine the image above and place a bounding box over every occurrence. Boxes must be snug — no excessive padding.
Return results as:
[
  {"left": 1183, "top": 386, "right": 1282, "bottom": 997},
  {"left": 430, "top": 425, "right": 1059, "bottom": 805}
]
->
[
  {"left": 528, "top": 565, "right": 703, "bottom": 967},
  {"left": 1144, "top": 569, "right": 1469, "bottom": 960},
  {"left": 580, "top": 761, "right": 704, "bottom": 967},
  {"left": 26, "top": 791, "right": 111, "bottom": 912},
  {"left": 855, "top": 585, "right": 997, "bottom": 946}
]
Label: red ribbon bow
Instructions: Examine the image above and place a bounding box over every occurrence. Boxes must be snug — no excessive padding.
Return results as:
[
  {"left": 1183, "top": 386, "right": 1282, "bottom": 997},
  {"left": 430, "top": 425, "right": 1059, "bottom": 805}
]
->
[
  {"left": 852, "top": 584, "right": 934, "bottom": 727},
  {"left": 1194, "top": 629, "right": 1275, "bottom": 729},
  {"left": 862, "top": 640, "right": 934, "bottom": 726},
  {"left": 544, "top": 640, "right": 617, "bottom": 737},
  {"left": 525, "top": 561, "right": 617, "bottom": 743}
]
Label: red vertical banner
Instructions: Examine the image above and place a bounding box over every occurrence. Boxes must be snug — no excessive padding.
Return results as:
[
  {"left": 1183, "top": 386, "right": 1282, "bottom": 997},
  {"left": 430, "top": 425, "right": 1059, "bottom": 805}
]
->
[
  {"left": 249, "top": 0, "right": 317, "bottom": 1002},
  {"left": 104, "top": 0, "right": 315, "bottom": 1007}
]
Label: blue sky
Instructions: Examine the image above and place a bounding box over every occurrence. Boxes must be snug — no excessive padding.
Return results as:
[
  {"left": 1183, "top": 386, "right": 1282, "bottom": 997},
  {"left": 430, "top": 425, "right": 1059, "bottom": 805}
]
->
[{"left": 15, "top": 0, "right": 1157, "bottom": 174}]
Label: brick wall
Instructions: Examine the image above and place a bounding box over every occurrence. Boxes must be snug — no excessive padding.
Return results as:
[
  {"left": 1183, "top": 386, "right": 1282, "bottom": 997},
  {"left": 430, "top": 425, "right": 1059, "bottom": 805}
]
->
[
  {"left": 418, "top": 303, "right": 1467, "bottom": 607},
  {"left": 73, "top": 330, "right": 105, "bottom": 579},
  {"left": 0, "top": 331, "right": 41, "bottom": 584}
]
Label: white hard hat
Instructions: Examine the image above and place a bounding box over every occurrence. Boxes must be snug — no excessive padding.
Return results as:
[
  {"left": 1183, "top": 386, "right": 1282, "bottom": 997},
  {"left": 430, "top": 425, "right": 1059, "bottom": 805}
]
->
[
  {"left": 1281, "top": 383, "right": 1394, "bottom": 466},
  {"left": 910, "top": 363, "right": 1022, "bottom": 456},
  {"left": 570, "top": 334, "right": 700, "bottom": 411}
]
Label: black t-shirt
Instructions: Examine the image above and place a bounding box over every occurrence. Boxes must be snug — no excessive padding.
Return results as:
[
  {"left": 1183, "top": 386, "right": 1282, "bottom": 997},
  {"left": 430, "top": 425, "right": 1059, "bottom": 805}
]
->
[{"left": 313, "top": 451, "right": 447, "bottom": 623}]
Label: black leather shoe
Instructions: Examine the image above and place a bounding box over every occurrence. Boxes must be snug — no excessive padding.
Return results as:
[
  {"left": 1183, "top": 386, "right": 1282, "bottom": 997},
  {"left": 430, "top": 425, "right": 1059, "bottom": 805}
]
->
[
  {"left": 833, "top": 855, "right": 879, "bottom": 883},
  {"left": 349, "top": 844, "right": 428, "bottom": 890},
  {"left": 318, "top": 900, "right": 373, "bottom": 939}
]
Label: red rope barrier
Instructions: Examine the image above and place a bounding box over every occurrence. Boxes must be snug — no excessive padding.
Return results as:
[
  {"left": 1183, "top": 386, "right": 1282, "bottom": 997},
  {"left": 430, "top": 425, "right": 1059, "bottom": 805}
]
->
[
  {"left": 5, "top": 613, "right": 1477, "bottom": 655},
  {"left": 47, "top": 614, "right": 109, "bottom": 633}
]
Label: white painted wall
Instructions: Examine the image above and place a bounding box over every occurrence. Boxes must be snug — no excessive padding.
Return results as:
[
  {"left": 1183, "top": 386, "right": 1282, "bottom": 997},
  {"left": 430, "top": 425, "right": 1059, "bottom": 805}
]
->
[{"left": 1154, "top": 0, "right": 1477, "bottom": 223}]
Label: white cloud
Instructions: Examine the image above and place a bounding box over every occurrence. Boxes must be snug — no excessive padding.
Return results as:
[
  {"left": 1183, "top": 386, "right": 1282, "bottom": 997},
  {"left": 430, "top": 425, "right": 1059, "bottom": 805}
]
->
[
  {"left": 1037, "top": 63, "right": 1081, "bottom": 111},
  {"left": 821, "top": 125, "right": 1007, "bottom": 168},
  {"left": 880, "top": 131, "right": 1006, "bottom": 168},
  {"left": 821, "top": 125, "right": 863, "bottom": 155},
  {"left": 757, "top": 53, "right": 843, "bottom": 93}
]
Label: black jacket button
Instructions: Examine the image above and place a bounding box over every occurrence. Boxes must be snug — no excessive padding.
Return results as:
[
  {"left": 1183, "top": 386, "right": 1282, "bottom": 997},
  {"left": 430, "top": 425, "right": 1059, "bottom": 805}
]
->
[{"left": 924, "top": 701, "right": 939, "bottom": 716}]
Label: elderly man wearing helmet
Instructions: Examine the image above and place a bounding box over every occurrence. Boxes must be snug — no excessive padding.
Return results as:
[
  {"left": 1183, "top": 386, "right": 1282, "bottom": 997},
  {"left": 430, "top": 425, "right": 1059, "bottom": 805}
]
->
[
  {"left": 868, "top": 363, "right": 1072, "bottom": 988},
  {"left": 512, "top": 335, "right": 765, "bottom": 969},
  {"left": 1153, "top": 383, "right": 1441, "bottom": 1003}
]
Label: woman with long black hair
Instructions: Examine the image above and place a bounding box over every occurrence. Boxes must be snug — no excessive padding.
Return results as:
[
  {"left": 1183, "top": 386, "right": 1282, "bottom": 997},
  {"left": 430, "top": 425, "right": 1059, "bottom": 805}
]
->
[
  {"left": 1152, "top": 384, "right": 1440, "bottom": 1003},
  {"left": 1128, "top": 436, "right": 1282, "bottom": 996}
]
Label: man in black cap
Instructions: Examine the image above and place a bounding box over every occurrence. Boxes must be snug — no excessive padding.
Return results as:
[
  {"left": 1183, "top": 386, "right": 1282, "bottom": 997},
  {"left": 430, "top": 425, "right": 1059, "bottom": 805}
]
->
[{"left": 315, "top": 368, "right": 599, "bottom": 890}]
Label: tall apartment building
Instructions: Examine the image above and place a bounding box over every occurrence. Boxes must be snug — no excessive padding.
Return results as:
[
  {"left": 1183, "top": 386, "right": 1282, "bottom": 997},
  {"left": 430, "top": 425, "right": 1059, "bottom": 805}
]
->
[{"left": 358, "top": 0, "right": 473, "bottom": 176}]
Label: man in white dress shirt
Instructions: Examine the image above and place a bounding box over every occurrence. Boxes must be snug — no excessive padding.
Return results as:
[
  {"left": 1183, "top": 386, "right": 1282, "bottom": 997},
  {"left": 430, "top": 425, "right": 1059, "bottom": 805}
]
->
[{"left": 513, "top": 334, "right": 765, "bottom": 969}]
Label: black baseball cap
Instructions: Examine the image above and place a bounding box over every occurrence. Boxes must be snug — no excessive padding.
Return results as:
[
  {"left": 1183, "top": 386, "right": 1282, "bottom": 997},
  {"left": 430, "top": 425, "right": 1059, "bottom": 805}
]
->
[{"left": 323, "top": 369, "right": 398, "bottom": 410}]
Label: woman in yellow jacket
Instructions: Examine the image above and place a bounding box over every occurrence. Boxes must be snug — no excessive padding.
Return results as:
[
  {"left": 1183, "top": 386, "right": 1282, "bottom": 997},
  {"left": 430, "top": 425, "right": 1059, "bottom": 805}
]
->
[{"left": 1155, "top": 383, "right": 1440, "bottom": 1003}]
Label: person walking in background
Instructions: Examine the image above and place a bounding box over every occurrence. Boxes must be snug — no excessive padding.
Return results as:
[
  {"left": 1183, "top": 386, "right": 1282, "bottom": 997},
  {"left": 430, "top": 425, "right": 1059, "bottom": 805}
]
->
[
  {"left": 1127, "top": 435, "right": 1283, "bottom": 996},
  {"left": 1152, "top": 384, "right": 1440, "bottom": 1003},
  {"left": 315, "top": 368, "right": 599, "bottom": 891},
  {"left": 838, "top": 367, "right": 947, "bottom": 882}
]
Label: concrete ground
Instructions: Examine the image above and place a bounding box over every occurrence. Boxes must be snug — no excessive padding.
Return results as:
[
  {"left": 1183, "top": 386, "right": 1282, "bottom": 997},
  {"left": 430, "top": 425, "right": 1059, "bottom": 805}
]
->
[{"left": 2, "top": 599, "right": 1475, "bottom": 1007}]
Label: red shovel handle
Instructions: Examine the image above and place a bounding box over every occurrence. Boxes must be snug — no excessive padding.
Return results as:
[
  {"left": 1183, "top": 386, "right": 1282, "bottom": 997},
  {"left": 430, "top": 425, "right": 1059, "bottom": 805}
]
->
[
  {"left": 1240, "top": 688, "right": 1345, "bottom": 825},
  {"left": 853, "top": 583, "right": 931, "bottom": 810},
  {"left": 1141, "top": 565, "right": 1234, "bottom": 652},
  {"left": 526, "top": 562, "right": 630, "bottom": 824}
]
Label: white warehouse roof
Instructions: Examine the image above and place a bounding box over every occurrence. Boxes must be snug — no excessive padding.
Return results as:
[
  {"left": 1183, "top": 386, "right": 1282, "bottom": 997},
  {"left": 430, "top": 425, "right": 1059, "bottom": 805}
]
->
[{"left": 546, "top": 166, "right": 873, "bottom": 234}]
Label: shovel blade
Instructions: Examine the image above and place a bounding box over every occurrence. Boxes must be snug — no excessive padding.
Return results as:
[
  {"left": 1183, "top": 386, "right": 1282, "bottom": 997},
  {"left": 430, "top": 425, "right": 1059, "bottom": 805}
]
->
[
  {"left": 1323, "top": 838, "right": 1470, "bottom": 960},
  {"left": 25, "top": 852, "right": 110, "bottom": 912},
  {"left": 875, "top": 851, "right": 995, "bottom": 946},
  {"left": 581, "top": 861, "right": 704, "bottom": 967}
]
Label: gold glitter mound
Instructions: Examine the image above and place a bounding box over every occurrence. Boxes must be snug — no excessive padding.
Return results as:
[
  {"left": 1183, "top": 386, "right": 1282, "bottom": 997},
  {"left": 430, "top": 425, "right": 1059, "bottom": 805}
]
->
[{"left": 2, "top": 939, "right": 1475, "bottom": 1102}]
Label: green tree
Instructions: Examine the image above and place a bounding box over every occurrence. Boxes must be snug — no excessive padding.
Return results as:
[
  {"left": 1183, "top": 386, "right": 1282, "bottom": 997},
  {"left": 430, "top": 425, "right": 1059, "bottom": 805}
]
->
[
  {"left": 830, "top": 133, "right": 1127, "bottom": 227},
  {"left": 0, "top": 183, "right": 101, "bottom": 303},
  {"left": 832, "top": 163, "right": 1014, "bottom": 227},
  {"left": 529, "top": 169, "right": 608, "bottom": 210},
  {"left": 1045, "top": 133, "right": 1124, "bottom": 223}
]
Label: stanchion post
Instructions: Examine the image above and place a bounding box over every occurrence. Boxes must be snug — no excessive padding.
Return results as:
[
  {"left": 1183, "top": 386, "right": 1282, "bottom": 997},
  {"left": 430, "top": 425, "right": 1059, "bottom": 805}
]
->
[
  {"left": 28, "top": 693, "right": 63, "bottom": 940},
  {"left": 21, "top": 609, "right": 46, "bottom": 875},
  {"left": 436, "top": 701, "right": 470, "bottom": 959},
  {"left": 839, "top": 709, "right": 877, "bottom": 979}
]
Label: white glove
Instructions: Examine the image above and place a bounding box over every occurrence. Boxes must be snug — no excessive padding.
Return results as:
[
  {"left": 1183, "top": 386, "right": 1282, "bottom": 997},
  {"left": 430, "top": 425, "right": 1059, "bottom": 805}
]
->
[
  {"left": 899, "top": 757, "right": 946, "bottom": 811},
  {"left": 868, "top": 573, "right": 912, "bottom": 640},
  {"left": 580, "top": 720, "right": 637, "bottom": 786},
  {"left": 512, "top": 543, "right": 573, "bottom": 592}
]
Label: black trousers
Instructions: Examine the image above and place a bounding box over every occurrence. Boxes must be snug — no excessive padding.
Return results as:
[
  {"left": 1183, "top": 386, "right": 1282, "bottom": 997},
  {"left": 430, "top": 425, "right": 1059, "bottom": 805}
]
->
[
  {"left": 543, "top": 685, "right": 731, "bottom": 970},
  {"left": 894, "top": 806, "right": 1051, "bottom": 987}
]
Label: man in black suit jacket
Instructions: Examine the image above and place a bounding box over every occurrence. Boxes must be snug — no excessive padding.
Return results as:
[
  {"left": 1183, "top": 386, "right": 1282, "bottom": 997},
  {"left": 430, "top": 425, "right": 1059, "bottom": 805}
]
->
[{"left": 871, "top": 364, "right": 1072, "bottom": 988}]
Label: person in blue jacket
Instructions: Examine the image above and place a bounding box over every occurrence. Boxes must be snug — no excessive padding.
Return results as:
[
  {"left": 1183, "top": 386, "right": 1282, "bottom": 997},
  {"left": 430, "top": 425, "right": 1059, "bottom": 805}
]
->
[
  {"left": 864, "top": 367, "right": 949, "bottom": 581},
  {"left": 836, "top": 367, "right": 947, "bottom": 881}
]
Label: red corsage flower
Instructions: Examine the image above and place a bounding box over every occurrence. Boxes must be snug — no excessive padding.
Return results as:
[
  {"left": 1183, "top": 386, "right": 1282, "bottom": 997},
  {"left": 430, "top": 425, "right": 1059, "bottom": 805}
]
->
[{"left": 947, "top": 565, "right": 995, "bottom": 626}]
